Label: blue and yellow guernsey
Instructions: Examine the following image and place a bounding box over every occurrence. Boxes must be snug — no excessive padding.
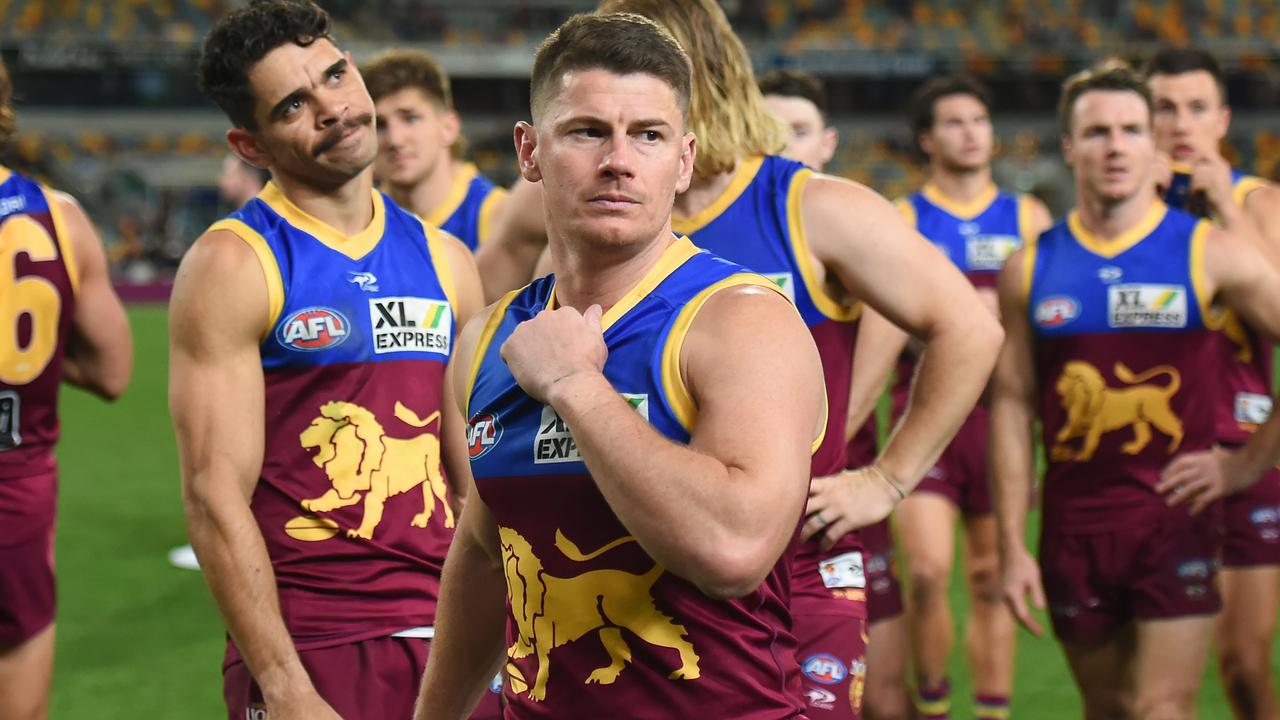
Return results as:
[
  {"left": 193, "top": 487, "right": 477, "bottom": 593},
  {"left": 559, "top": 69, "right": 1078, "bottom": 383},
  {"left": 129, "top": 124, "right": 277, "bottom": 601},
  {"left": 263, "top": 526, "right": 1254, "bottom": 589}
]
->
[
  {"left": 890, "top": 184, "right": 1038, "bottom": 422},
  {"left": 209, "top": 182, "right": 460, "bottom": 661},
  {"left": 466, "top": 237, "right": 808, "bottom": 719},
  {"left": 1024, "top": 202, "right": 1230, "bottom": 533},
  {"left": 423, "top": 162, "right": 506, "bottom": 252},
  {"left": 672, "top": 154, "right": 864, "bottom": 617},
  {"left": 1164, "top": 166, "right": 1274, "bottom": 445}
]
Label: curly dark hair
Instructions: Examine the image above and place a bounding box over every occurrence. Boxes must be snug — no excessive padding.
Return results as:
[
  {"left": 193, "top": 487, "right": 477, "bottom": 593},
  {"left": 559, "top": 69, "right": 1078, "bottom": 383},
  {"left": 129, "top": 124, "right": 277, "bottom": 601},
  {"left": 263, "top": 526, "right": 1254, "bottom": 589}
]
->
[
  {"left": 758, "top": 69, "right": 828, "bottom": 122},
  {"left": 198, "top": 0, "right": 333, "bottom": 130}
]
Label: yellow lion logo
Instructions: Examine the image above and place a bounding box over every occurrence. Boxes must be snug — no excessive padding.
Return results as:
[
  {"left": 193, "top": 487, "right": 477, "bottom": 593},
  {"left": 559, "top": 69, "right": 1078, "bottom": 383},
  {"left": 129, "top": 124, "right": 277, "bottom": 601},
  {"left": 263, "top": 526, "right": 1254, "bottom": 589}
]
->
[
  {"left": 1051, "top": 360, "right": 1183, "bottom": 462},
  {"left": 499, "top": 526, "right": 700, "bottom": 702},
  {"left": 297, "top": 401, "right": 453, "bottom": 539}
]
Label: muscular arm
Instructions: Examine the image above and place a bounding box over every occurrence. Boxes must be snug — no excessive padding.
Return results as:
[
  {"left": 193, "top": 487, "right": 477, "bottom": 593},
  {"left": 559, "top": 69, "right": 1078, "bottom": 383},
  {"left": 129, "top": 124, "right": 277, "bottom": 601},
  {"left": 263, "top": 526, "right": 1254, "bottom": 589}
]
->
[
  {"left": 57, "top": 193, "right": 132, "bottom": 399},
  {"left": 989, "top": 247, "right": 1046, "bottom": 635},
  {"left": 1239, "top": 185, "right": 1280, "bottom": 267},
  {"left": 438, "top": 235, "right": 486, "bottom": 505},
  {"left": 169, "top": 231, "right": 334, "bottom": 716},
  {"left": 475, "top": 178, "right": 547, "bottom": 301},
  {"left": 514, "top": 286, "right": 824, "bottom": 599},
  {"left": 846, "top": 308, "right": 909, "bottom": 442},
  {"left": 416, "top": 307, "right": 510, "bottom": 720},
  {"left": 804, "top": 176, "right": 1003, "bottom": 486}
]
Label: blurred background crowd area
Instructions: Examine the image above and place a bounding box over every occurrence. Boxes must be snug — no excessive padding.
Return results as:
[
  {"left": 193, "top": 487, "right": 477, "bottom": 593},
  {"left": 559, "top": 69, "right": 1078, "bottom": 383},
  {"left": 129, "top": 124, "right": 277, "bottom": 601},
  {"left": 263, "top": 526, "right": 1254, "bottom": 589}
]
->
[{"left": 0, "top": 0, "right": 1277, "bottom": 282}]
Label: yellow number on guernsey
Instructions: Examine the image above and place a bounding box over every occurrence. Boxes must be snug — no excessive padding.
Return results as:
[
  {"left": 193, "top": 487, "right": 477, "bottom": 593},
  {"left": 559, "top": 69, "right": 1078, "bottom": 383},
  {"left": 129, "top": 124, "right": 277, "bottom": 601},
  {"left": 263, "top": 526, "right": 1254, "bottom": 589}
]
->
[{"left": 0, "top": 215, "right": 62, "bottom": 384}]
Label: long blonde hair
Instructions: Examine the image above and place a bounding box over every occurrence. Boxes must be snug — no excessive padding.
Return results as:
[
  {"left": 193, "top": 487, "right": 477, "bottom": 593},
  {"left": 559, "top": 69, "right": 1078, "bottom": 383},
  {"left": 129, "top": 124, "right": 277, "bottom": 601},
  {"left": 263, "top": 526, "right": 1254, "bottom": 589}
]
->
[
  {"left": 597, "top": 0, "right": 786, "bottom": 177},
  {"left": 0, "top": 58, "right": 15, "bottom": 144}
]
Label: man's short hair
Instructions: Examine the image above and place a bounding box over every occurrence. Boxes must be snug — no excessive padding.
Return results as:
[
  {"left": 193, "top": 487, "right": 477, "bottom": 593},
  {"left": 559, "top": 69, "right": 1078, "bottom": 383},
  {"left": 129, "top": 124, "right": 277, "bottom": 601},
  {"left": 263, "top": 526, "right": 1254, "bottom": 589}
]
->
[
  {"left": 1144, "top": 47, "right": 1228, "bottom": 105},
  {"left": 362, "top": 49, "right": 453, "bottom": 109},
  {"left": 908, "top": 74, "right": 992, "bottom": 153},
  {"left": 1058, "top": 59, "right": 1153, "bottom": 135},
  {"left": 530, "top": 13, "right": 691, "bottom": 125},
  {"left": 758, "top": 69, "right": 828, "bottom": 122},
  {"left": 198, "top": 0, "right": 333, "bottom": 130},
  {"left": 0, "top": 57, "right": 15, "bottom": 144}
]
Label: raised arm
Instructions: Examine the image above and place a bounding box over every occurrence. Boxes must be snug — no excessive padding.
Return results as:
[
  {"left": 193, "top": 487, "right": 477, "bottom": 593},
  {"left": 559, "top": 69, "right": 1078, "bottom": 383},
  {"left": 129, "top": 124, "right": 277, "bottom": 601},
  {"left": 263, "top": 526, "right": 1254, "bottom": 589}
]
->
[
  {"left": 801, "top": 176, "right": 1003, "bottom": 533},
  {"left": 1160, "top": 226, "right": 1280, "bottom": 511},
  {"left": 475, "top": 178, "right": 548, "bottom": 301},
  {"left": 989, "top": 246, "right": 1046, "bottom": 635},
  {"left": 169, "top": 231, "right": 338, "bottom": 720},
  {"left": 56, "top": 192, "right": 132, "bottom": 400},
  {"left": 501, "top": 284, "right": 824, "bottom": 599},
  {"left": 416, "top": 305, "right": 510, "bottom": 720}
]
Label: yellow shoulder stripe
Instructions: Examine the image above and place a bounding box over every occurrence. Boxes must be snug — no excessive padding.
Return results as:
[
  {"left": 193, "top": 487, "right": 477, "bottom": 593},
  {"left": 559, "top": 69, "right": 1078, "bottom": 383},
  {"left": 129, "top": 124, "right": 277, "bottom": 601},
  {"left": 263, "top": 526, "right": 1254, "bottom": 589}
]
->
[
  {"left": 1233, "top": 175, "right": 1268, "bottom": 207},
  {"left": 423, "top": 221, "right": 460, "bottom": 318},
  {"left": 894, "top": 197, "right": 916, "bottom": 229},
  {"left": 1188, "top": 219, "right": 1213, "bottom": 325},
  {"left": 208, "top": 218, "right": 285, "bottom": 341},
  {"left": 42, "top": 188, "right": 80, "bottom": 296},
  {"left": 475, "top": 186, "right": 508, "bottom": 248},
  {"left": 463, "top": 288, "right": 521, "bottom": 418},
  {"left": 786, "top": 169, "right": 860, "bottom": 322}
]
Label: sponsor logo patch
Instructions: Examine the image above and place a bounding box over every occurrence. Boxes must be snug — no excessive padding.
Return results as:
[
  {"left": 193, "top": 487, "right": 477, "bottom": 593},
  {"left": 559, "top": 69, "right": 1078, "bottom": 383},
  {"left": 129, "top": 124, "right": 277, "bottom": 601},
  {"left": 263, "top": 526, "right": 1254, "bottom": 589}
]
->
[
  {"left": 818, "top": 551, "right": 865, "bottom": 590},
  {"left": 1098, "top": 265, "right": 1124, "bottom": 283},
  {"left": 370, "top": 297, "right": 451, "bottom": 355},
  {"left": 348, "top": 271, "right": 379, "bottom": 292},
  {"left": 534, "top": 394, "right": 648, "bottom": 464},
  {"left": 1177, "top": 559, "right": 1211, "bottom": 580},
  {"left": 1108, "top": 284, "right": 1187, "bottom": 328},
  {"left": 1035, "top": 295, "right": 1080, "bottom": 328},
  {"left": 467, "top": 413, "right": 502, "bottom": 459},
  {"left": 804, "top": 686, "right": 838, "bottom": 710},
  {"left": 802, "top": 654, "right": 848, "bottom": 685},
  {"left": 965, "top": 234, "right": 1020, "bottom": 271},
  {"left": 1235, "top": 392, "right": 1273, "bottom": 425},
  {"left": 277, "top": 307, "right": 350, "bottom": 351}
]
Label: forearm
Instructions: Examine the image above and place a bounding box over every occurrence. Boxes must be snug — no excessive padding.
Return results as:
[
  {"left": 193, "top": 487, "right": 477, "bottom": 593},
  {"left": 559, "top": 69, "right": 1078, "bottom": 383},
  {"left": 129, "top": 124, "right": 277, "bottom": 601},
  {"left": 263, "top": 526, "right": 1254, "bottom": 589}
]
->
[
  {"left": 1229, "top": 402, "right": 1280, "bottom": 490},
  {"left": 990, "top": 392, "right": 1036, "bottom": 551},
  {"left": 63, "top": 330, "right": 132, "bottom": 401},
  {"left": 184, "top": 476, "right": 312, "bottom": 703},
  {"left": 415, "top": 523, "right": 507, "bottom": 720},
  {"left": 846, "top": 310, "right": 908, "bottom": 442},
  {"left": 877, "top": 315, "right": 1001, "bottom": 485},
  {"left": 550, "top": 372, "right": 801, "bottom": 598}
]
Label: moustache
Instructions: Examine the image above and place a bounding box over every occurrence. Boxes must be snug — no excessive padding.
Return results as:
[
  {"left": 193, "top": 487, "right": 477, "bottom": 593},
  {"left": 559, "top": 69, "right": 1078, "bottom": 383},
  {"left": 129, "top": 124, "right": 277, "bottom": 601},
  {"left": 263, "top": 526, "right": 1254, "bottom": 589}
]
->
[{"left": 312, "top": 114, "right": 373, "bottom": 157}]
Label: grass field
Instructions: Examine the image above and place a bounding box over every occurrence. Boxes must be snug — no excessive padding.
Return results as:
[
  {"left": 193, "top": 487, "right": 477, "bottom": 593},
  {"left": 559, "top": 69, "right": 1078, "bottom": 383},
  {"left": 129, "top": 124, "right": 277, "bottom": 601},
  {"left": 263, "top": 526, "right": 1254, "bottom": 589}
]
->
[{"left": 48, "top": 305, "right": 1267, "bottom": 718}]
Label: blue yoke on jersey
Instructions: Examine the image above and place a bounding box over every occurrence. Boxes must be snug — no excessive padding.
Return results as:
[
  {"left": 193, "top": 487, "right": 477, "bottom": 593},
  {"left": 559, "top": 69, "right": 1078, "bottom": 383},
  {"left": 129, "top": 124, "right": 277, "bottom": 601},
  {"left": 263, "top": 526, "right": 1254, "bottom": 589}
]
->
[
  {"left": 424, "top": 163, "right": 505, "bottom": 252},
  {"left": 899, "top": 184, "right": 1032, "bottom": 287}
]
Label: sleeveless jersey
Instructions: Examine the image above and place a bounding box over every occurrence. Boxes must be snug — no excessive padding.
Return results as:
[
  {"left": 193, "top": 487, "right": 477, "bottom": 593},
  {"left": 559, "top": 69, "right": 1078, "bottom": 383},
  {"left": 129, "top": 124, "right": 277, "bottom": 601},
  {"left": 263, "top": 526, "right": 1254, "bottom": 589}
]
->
[
  {"left": 467, "top": 238, "right": 806, "bottom": 720},
  {"left": 424, "top": 162, "right": 506, "bottom": 252},
  {"left": 1164, "top": 167, "right": 1274, "bottom": 445},
  {"left": 892, "top": 184, "right": 1037, "bottom": 416},
  {"left": 673, "top": 155, "right": 863, "bottom": 613},
  {"left": 1026, "top": 203, "right": 1226, "bottom": 532},
  {"left": 0, "top": 168, "right": 78, "bottom": 478},
  {"left": 213, "top": 182, "right": 460, "bottom": 654}
]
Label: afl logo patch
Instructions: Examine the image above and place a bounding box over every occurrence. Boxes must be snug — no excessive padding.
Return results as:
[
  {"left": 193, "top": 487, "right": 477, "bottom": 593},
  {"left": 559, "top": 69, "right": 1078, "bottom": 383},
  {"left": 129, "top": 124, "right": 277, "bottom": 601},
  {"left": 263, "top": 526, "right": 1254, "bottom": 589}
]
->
[
  {"left": 1035, "top": 296, "right": 1079, "bottom": 328},
  {"left": 467, "top": 413, "right": 502, "bottom": 459},
  {"left": 801, "top": 653, "right": 847, "bottom": 685},
  {"left": 278, "top": 307, "right": 350, "bottom": 351}
]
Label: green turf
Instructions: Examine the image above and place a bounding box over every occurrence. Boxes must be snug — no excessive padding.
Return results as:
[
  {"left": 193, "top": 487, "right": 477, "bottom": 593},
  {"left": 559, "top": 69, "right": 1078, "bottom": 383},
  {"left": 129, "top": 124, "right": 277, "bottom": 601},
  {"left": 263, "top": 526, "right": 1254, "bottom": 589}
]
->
[{"left": 48, "top": 305, "right": 1272, "bottom": 717}]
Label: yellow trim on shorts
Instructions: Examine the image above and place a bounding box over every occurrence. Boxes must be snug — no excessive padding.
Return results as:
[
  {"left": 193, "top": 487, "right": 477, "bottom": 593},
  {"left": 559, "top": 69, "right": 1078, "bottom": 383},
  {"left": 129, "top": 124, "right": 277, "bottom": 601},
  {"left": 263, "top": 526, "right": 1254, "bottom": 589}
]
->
[
  {"left": 43, "top": 187, "right": 79, "bottom": 296},
  {"left": 475, "top": 184, "right": 508, "bottom": 247},
  {"left": 1068, "top": 202, "right": 1166, "bottom": 259},
  {"left": 208, "top": 218, "right": 285, "bottom": 341},
  {"left": 659, "top": 272, "right": 827, "bottom": 453},
  {"left": 463, "top": 288, "right": 521, "bottom": 419},
  {"left": 426, "top": 163, "right": 478, "bottom": 228},
  {"left": 786, "top": 169, "right": 860, "bottom": 322},
  {"left": 671, "top": 155, "right": 764, "bottom": 235},
  {"left": 1189, "top": 219, "right": 1214, "bottom": 326},
  {"left": 1233, "top": 175, "right": 1268, "bottom": 207},
  {"left": 257, "top": 182, "right": 385, "bottom": 261}
]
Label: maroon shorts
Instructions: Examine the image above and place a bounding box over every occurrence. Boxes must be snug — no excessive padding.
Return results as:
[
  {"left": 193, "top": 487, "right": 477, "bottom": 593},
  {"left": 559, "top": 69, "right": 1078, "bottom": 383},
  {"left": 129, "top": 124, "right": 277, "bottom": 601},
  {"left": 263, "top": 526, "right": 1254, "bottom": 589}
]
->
[
  {"left": 1222, "top": 467, "right": 1280, "bottom": 568},
  {"left": 0, "top": 471, "right": 57, "bottom": 647},
  {"left": 223, "top": 636, "right": 504, "bottom": 720},
  {"left": 1039, "top": 514, "right": 1222, "bottom": 645},
  {"left": 912, "top": 407, "right": 991, "bottom": 516},
  {"left": 793, "top": 610, "right": 868, "bottom": 720},
  {"left": 859, "top": 519, "right": 903, "bottom": 624}
]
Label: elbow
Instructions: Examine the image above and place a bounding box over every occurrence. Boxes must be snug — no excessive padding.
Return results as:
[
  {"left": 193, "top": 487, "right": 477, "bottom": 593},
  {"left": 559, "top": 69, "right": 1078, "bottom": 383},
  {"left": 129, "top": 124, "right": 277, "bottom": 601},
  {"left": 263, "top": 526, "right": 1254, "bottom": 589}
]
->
[
  {"left": 690, "top": 540, "right": 780, "bottom": 601},
  {"left": 96, "top": 369, "right": 132, "bottom": 402}
]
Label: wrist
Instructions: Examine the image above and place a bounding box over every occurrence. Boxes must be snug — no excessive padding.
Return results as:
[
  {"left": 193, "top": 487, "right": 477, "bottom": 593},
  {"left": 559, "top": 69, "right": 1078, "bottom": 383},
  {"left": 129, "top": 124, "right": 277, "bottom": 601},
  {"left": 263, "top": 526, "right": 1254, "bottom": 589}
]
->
[
  {"left": 257, "top": 662, "right": 315, "bottom": 704},
  {"left": 871, "top": 462, "right": 908, "bottom": 501},
  {"left": 545, "top": 370, "right": 608, "bottom": 413}
]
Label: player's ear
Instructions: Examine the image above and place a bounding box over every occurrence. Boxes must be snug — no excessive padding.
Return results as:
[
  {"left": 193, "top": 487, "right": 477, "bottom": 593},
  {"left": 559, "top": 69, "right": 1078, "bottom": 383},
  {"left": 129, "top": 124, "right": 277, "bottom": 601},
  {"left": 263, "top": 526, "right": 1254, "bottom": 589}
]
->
[
  {"left": 514, "top": 121, "right": 542, "bottom": 182},
  {"left": 1060, "top": 134, "right": 1074, "bottom": 166},
  {"left": 675, "top": 133, "right": 696, "bottom": 194},
  {"left": 226, "top": 128, "right": 270, "bottom": 172},
  {"left": 820, "top": 127, "right": 838, "bottom": 166},
  {"left": 440, "top": 108, "right": 461, "bottom": 148}
]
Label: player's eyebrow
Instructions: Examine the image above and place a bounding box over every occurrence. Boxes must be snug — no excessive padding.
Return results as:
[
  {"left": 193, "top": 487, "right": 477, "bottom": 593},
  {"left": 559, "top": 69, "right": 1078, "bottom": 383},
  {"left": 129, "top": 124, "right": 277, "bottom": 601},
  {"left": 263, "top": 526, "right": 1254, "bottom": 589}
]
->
[{"left": 267, "top": 58, "right": 347, "bottom": 122}]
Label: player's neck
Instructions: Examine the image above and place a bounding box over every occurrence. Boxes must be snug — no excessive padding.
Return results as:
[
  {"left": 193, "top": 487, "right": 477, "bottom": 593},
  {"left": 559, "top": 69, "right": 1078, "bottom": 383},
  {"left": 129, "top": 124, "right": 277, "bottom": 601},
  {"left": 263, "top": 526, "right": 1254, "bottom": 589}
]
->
[
  {"left": 1076, "top": 187, "right": 1157, "bottom": 239},
  {"left": 926, "top": 166, "right": 993, "bottom": 203},
  {"left": 548, "top": 226, "right": 677, "bottom": 315},
  {"left": 392, "top": 158, "right": 462, "bottom": 220},
  {"left": 674, "top": 165, "right": 738, "bottom": 219},
  {"left": 272, "top": 171, "right": 375, "bottom": 236}
]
